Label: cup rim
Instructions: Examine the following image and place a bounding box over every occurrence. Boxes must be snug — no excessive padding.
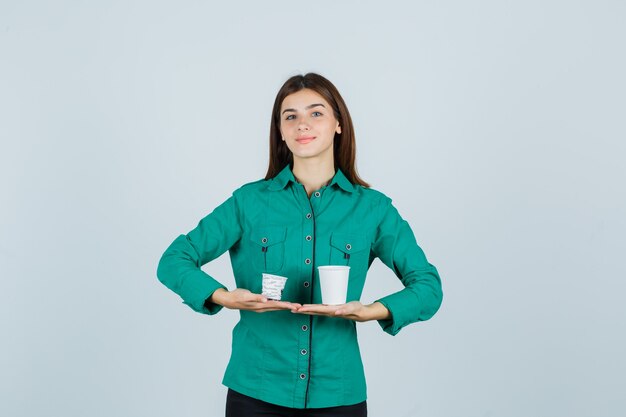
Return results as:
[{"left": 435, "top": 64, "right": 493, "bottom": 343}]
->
[
  {"left": 261, "top": 273, "right": 288, "bottom": 281},
  {"left": 317, "top": 265, "right": 351, "bottom": 270}
]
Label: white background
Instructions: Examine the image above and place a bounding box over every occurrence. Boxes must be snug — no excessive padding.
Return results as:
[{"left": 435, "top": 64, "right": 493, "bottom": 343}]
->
[{"left": 1, "top": 1, "right": 625, "bottom": 416}]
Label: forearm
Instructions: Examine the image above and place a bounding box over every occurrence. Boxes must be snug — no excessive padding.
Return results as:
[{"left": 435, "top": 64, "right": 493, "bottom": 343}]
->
[
  {"left": 157, "top": 236, "right": 227, "bottom": 314},
  {"left": 375, "top": 265, "right": 443, "bottom": 335}
]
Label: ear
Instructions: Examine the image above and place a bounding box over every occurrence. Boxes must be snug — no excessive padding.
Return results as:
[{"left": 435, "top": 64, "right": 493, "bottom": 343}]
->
[{"left": 336, "top": 124, "right": 342, "bottom": 134}]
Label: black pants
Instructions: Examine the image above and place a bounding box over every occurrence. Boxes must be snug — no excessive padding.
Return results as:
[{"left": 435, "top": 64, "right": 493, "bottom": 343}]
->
[{"left": 225, "top": 388, "right": 367, "bottom": 417}]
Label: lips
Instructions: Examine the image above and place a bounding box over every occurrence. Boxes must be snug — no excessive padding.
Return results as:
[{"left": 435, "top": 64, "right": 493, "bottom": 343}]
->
[{"left": 296, "top": 136, "right": 315, "bottom": 144}]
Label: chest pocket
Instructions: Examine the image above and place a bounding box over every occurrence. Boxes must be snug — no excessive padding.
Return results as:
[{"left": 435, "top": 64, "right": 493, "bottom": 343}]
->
[
  {"left": 250, "top": 226, "right": 287, "bottom": 273},
  {"left": 329, "top": 232, "right": 368, "bottom": 267}
]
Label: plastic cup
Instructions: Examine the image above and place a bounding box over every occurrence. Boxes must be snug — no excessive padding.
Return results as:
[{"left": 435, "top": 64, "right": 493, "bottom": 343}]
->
[
  {"left": 317, "top": 266, "right": 350, "bottom": 305},
  {"left": 261, "top": 273, "right": 288, "bottom": 301}
]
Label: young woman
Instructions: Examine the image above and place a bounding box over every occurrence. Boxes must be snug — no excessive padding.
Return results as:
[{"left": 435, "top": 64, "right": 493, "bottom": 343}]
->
[{"left": 157, "top": 72, "right": 443, "bottom": 417}]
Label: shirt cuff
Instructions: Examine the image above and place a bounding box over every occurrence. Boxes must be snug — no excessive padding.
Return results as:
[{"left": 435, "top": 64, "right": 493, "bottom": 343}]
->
[
  {"left": 374, "top": 289, "right": 420, "bottom": 336},
  {"left": 179, "top": 270, "right": 228, "bottom": 315}
]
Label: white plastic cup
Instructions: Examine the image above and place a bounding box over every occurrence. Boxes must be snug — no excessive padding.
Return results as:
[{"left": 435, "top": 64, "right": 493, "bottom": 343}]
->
[
  {"left": 261, "top": 273, "right": 288, "bottom": 301},
  {"left": 317, "top": 266, "right": 350, "bottom": 305}
]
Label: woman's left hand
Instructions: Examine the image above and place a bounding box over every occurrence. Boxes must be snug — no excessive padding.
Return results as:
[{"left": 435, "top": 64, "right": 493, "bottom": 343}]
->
[{"left": 293, "top": 301, "right": 390, "bottom": 322}]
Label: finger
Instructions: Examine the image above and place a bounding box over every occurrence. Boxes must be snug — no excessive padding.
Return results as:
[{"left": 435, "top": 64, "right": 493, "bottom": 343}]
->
[
  {"left": 300, "top": 303, "right": 346, "bottom": 309},
  {"left": 293, "top": 310, "right": 325, "bottom": 316},
  {"left": 248, "top": 301, "right": 301, "bottom": 311},
  {"left": 265, "top": 301, "right": 300, "bottom": 310},
  {"left": 256, "top": 303, "right": 302, "bottom": 312},
  {"left": 297, "top": 304, "right": 324, "bottom": 310},
  {"left": 296, "top": 309, "right": 332, "bottom": 315},
  {"left": 270, "top": 301, "right": 299, "bottom": 307},
  {"left": 297, "top": 305, "right": 338, "bottom": 314},
  {"left": 296, "top": 307, "right": 341, "bottom": 317},
  {"left": 256, "top": 306, "right": 284, "bottom": 312}
]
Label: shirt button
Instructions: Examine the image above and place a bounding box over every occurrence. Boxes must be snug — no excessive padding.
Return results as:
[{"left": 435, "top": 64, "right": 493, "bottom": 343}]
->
[
  {"left": 305, "top": 235, "right": 312, "bottom": 241},
  {"left": 304, "top": 258, "right": 311, "bottom": 265},
  {"left": 306, "top": 213, "right": 312, "bottom": 219},
  {"left": 345, "top": 243, "right": 351, "bottom": 250},
  {"left": 300, "top": 373, "right": 307, "bottom": 380},
  {"left": 314, "top": 191, "right": 321, "bottom": 198},
  {"left": 261, "top": 237, "right": 268, "bottom": 244},
  {"left": 303, "top": 281, "right": 310, "bottom": 288},
  {"left": 301, "top": 325, "right": 308, "bottom": 331},
  {"left": 301, "top": 349, "right": 308, "bottom": 355}
]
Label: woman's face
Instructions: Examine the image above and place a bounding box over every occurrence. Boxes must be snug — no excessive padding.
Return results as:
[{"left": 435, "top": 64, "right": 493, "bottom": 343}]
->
[{"left": 279, "top": 88, "right": 341, "bottom": 163}]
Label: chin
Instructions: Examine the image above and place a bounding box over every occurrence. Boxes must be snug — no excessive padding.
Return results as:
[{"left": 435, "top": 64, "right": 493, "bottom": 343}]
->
[{"left": 293, "top": 153, "right": 320, "bottom": 160}]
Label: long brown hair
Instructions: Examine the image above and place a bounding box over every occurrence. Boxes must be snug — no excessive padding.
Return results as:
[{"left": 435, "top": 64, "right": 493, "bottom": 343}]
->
[{"left": 264, "top": 73, "right": 370, "bottom": 188}]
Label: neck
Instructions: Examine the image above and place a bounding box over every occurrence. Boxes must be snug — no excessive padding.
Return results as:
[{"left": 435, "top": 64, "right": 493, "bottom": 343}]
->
[{"left": 292, "top": 157, "right": 335, "bottom": 195}]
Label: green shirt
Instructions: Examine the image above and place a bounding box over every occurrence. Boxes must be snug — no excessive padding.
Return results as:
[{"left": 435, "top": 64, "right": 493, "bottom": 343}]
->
[{"left": 157, "top": 164, "right": 443, "bottom": 409}]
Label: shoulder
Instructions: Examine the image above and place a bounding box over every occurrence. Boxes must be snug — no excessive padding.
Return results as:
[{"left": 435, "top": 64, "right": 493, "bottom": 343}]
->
[
  {"left": 355, "top": 185, "right": 393, "bottom": 206},
  {"left": 234, "top": 178, "right": 268, "bottom": 192},
  {"left": 230, "top": 177, "right": 271, "bottom": 201},
  {"left": 354, "top": 186, "right": 401, "bottom": 225}
]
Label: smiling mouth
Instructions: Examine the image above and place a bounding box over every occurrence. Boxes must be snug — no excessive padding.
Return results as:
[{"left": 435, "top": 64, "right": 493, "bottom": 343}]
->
[{"left": 296, "top": 136, "right": 315, "bottom": 143}]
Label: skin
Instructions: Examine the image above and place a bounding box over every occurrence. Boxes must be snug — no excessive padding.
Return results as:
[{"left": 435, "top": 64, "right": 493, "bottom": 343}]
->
[
  {"left": 210, "top": 88, "right": 390, "bottom": 322},
  {"left": 279, "top": 88, "right": 338, "bottom": 197}
]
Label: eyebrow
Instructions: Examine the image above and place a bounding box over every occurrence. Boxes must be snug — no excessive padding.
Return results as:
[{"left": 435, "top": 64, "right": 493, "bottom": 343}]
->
[{"left": 281, "top": 103, "right": 326, "bottom": 115}]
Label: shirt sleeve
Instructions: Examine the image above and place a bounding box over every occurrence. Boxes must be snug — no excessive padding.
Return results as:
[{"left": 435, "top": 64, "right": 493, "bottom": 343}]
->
[
  {"left": 156, "top": 192, "right": 243, "bottom": 315},
  {"left": 371, "top": 196, "right": 443, "bottom": 335}
]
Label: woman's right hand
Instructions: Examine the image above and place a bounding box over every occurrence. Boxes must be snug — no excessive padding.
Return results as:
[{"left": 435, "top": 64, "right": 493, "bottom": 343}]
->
[{"left": 209, "top": 288, "right": 301, "bottom": 313}]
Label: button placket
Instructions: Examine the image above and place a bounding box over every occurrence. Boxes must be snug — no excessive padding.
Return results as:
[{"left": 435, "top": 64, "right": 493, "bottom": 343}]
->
[
  {"left": 299, "top": 194, "right": 316, "bottom": 400},
  {"left": 297, "top": 316, "right": 311, "bottom": 387},
  {"left": 303, "top": 210, "right": 314, "bottom": 268}
]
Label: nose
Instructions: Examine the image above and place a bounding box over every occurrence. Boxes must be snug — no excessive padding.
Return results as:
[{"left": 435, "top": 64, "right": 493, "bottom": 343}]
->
[{"left": 298, "top": 120, "right": 310, "bottom": 131}]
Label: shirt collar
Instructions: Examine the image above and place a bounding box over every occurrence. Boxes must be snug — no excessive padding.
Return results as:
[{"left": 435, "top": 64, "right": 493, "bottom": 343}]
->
[{"left": 268, "top": 164, "right": 355, "bottom": 193}]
